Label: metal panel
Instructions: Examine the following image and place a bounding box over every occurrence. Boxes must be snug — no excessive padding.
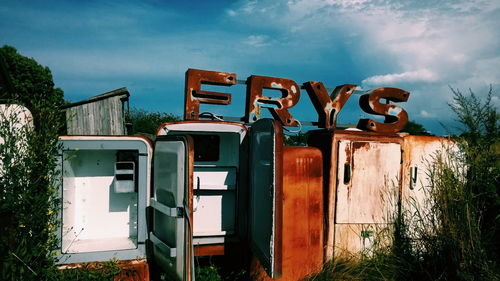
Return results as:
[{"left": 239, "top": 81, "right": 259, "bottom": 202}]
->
[
  {"left": 192, "top": 167, "right": 237, "bottom": 237},
  {"left": 193, "top": 168, "right": 236, "bottom": 190},
  {"left": 336, "top": 140, "right": 401, "bottom": 224},
  {"left": 151, "top": 136, "right": 193, "bottom": 281},
  {"left": 55, "top": 136, "right": 151, "bottom": 265},
  {"left": 281, "top": 147, "right": 323, "bottom": 278},
  {"left": 193, "top": 193, "right": 236, "bottom": 236},
  {"left": 401, "top": 136, "right": 455, "bottom": 239},
  {"left": 249, "top": 118, "right": 283, "bottom": 278},
  {"left": 192, "top": 167, "right": 237, "bottom": 236},
  {"left": 334, "top": 224, "right": 392, "bottom": 256}
]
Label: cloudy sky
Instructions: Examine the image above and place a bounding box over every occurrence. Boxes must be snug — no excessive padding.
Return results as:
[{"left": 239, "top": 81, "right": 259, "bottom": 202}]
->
[{"left": 1, "top": 0, "right": 499, "bottom": 135}]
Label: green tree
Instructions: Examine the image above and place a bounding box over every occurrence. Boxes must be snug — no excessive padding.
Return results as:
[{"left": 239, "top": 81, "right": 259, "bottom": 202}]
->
[
  {"left": 1, "top": 46, "right": 64, "bottom": 280},
  {"left": 127, "top": 107, "right": 180, "bottom": 136},
  {"left": 0, "top": 45, "right": 64, "bottom": 109},
  {"left": 403, "top": 120, "right": 431, "bottom": 135}
]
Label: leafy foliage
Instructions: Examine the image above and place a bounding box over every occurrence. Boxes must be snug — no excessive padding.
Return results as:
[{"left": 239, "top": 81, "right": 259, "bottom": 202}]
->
[
  {"left": 284, "top": 131, "right": 309, "bottom": 146},
  {"left": 0, "top": 45, "right": 64, "bottom": 109},
  {"left": 448, "top": 86, "right": 499, "bottom": 266},
  {"left": 126, "top": 107, "right": 179, "bottom": 136},
  {"left": 0, "top": 105, "right": 62, "bottom": 280},
  {"left": 0, "top": 47, "right": 116, "bottom": 280},
  {"left": 0, "top": 45, "right": 65, "bottom": 281},
  {"left": 403, "top": 120, "right": 431, "bottom": 135},
  {"left": 195, "top": 265, "right": 222, "bottom": 281}
]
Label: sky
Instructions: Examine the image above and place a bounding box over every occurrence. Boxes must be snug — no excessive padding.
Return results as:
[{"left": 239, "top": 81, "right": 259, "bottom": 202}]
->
[{"left": 1, "top": 0, "right": 499, "bottom": 135}]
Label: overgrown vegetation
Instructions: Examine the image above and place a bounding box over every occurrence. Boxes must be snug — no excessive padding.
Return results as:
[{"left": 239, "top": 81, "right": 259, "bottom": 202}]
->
[
  {"left": 310, "top": 87, "right": 499, "bottom": 281},
  {"left": 0, "top": 46, "right": 116, "bottom": 280},
  {"left": 403, "top": 120, "right": 432, "bottom": 135},
  {"left": 126, "top": 107, "right": 179, "bottom": 136},
  {"left": 46, "top": 260, "right": 121, "bottom": 281}
]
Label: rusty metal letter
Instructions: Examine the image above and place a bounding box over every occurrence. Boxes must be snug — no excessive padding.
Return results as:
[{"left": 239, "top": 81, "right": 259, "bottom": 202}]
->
[
  {"left": 184, "top": 68, "right": 237, "bottom": 120},
  {"left": 245, "top": 75, "right": 300, "bottom": 127},
  {"left": 303, "top": 82, "right": 357, "bottom": 129},
  {"left": 357, "top": 87, "right": 410, "bottom": 133}
]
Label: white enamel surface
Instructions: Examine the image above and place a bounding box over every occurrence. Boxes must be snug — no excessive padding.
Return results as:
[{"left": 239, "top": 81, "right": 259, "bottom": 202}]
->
[
  {"left": 159, "top": 122, "right": 247, "bottom": 143},
  {"left": 194, "top": 168, "right": 236, "bottom": 190},
  {"left": 162, "top": 123, "right": 244, "bottom": 246},
  {"left": 336, "top": 141, "right": 400, "bottom": 224},
  {"left": 62, "top": 150, "right": 138, "bottom": 253},
  {"left": 193, "top": 193, "right": 236, "bottom": 236},
  {"left": 192, "top": 167, "right": 237, "bottom": 235}
]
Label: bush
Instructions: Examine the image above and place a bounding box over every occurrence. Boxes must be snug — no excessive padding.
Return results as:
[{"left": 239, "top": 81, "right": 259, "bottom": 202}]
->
[
  {"left": 127, "top": 107, "right": 179, "bottom": 136},
  {"left": 0, "top": 103, "right": 62, "bottom": 280},
  {"left": 1, "top": 46, "right": 117, "bottom": 280}
]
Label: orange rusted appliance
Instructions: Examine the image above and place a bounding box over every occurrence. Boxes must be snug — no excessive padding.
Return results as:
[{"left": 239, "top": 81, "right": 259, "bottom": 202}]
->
[
  {"left": 248, "top": 120, "right": 324, "bottom": 280},
  {"left": 309, "top": 130, "right": 403, "bottom": 260},
  {"left": 152, "top": 119, "right": 324, "bottom": 280},
  {"left": 308, "top": 130, "right": 451, "bottom": 261}
]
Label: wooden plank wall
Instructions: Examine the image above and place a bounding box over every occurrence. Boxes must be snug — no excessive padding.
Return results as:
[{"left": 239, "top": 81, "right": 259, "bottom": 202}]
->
[{"left": 65, "top": 95, "right": 126, "bottom": 135}]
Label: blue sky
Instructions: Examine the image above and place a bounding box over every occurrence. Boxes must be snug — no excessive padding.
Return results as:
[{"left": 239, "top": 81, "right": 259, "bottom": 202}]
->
[{"left": 1, "top": 0, "right": 499, "bottom": 135}]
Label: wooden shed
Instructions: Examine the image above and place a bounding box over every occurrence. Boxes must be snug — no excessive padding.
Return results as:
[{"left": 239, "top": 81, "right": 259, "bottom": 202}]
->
[{"left": 63, "top": 88, "right": 130, "bottom": 135}]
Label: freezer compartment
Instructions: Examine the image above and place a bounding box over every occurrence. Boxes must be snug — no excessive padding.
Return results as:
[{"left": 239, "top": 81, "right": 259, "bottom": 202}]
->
[{"left": 62, "top": 149, "right": 138, "bottom": 253}]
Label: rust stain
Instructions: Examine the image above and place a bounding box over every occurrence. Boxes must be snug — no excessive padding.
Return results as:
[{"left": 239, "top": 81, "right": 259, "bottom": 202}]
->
[
  {"left": 58, "top": 259, "right": 149, "bottom": 281},
  {"left": 352, "top": 141, "right": 370, "bottom": 151},
  {"left": 184, "top": 68, "right": 237, "bottom": 120},
  {"left": 114, "top": 259, "right": 149, "bottom": 281},
  {"left": 249, "top": 146, "right": 323, "bottom": 280},
  {"left": 194, "top": 244, "right": 225, "bottom": 256},
  {"left": 245, "top": 75, "right": 300, "bottom": 127},
  {"left": 303, "top": 82, "right": 357, "bottom": 129},
  {"left": 357, "top": 87, "right": 410, "bottom": 133}
]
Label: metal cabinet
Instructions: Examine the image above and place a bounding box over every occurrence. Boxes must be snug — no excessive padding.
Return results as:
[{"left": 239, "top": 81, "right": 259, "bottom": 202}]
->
[
  {"left": 309, "top": 130, "right": 453, "bottom": 260},
  {"left": 157, "top": 121, "right": 247, "bottom": 253},
  {"left": 334, "top": 138, "right": 401, "bottom": 256},
  {"left": 309, "top": 130, "right": 403, "bottom": 259},
  {"left": 159, "top": 119, "right": 324, "bottom": 280},
  {"left": 55, "top": 136, "right": 152, "bottom": 265}
]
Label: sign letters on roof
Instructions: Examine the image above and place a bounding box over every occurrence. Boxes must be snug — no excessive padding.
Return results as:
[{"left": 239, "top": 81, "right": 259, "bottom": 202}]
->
[{"left": 184, "top": 68, "right": 410, "bottom": 133}]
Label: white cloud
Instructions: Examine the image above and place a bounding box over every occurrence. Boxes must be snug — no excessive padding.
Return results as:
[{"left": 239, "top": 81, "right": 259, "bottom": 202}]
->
[
  {"left": 419, "top": 110, "right": 435, "bottom": 118},
  {"left": 362, "top": 69, "right": 438, "bottom": 85},
  {"left": 225, "top": 0, "right": 500, "bottom": 132},
  {"left": 244, "top": 35, "right": 270, "bottom": 48}
]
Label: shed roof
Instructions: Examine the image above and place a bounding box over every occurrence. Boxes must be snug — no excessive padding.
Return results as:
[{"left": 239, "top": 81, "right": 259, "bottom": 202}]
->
[{"left": 61, "top": 87, "right": 130, "bottom": 109}]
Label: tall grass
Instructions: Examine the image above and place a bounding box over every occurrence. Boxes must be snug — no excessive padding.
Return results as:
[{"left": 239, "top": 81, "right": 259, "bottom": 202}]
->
[{"left": 310, "top": 87, "right": 499, "bottom": 281}]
